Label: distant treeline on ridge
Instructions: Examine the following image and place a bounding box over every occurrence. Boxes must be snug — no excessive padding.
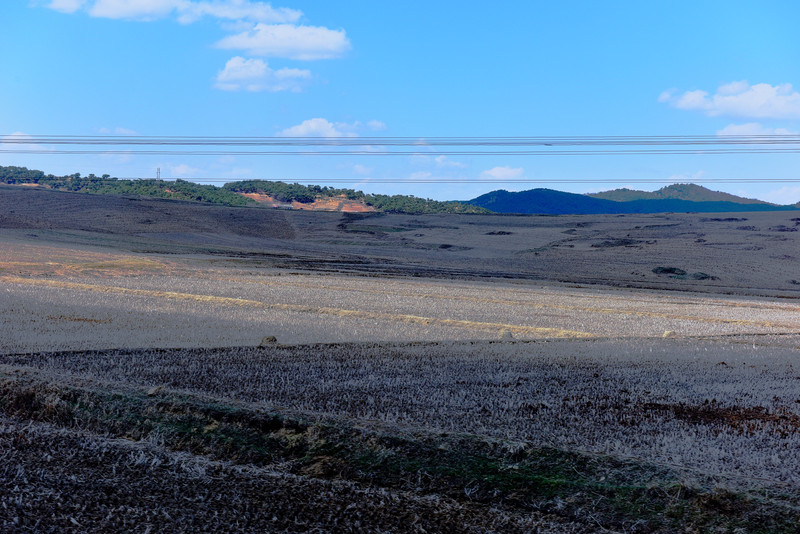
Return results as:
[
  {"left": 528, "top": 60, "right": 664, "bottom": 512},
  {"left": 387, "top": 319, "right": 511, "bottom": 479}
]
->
[
  {"left": 2, "top": 165, "right": 797, "bottom": 215},
  {"left": 0, "top": 166, "right": 488, "bottom": 215}
]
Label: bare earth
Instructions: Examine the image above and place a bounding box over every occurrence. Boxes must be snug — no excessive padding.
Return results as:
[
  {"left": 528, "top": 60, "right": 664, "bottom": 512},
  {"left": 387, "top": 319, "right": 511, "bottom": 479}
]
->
[{"left": 1, "top": 186, "right": 800, "bottom": 532}]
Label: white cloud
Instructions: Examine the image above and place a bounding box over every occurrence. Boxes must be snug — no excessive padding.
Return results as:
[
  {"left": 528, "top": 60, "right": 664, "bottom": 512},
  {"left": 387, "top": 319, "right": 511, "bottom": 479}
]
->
[
  {"left": 480, "top": 166, "right": 524, "bottom": 180},
  {"left": 716, "top": 122, "right": 798, "bottom": 136},
  {"left": 215, "top": 23, "right": 351, "bottom": 60},
  {"left": 41, "top": 1, "right": 347, "bottom": 93},
  {"left": 177, "top": 1, "right": 301, "bottom": 24},
  {"left": 278, "top": 118, "right": 354, "bottom": 137},
  {"left": 660, "top": 81, "right": 800, "bottom": 119},
  {"left": 47, "top": 0, "right": 86, "bottom": 13},
  {"left": 435, "top": 155, "right": 467, "bottom": 169},
  {"left": 215, "top": 56, "right": 310, "bottom": 92},
  {"left": 277, "top": 118, "right": 385, "bottom": 137},
  {"left": 89, "top": 0, "right": 180, "bottom": 20},
  {"left": 67, "top": 0, "right": 300, "bottom": 23}
]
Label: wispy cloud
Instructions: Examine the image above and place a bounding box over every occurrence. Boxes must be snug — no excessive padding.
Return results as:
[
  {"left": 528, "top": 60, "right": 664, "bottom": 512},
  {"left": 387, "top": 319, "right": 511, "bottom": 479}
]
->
[
  {"left": 716, "top": 122, "right": 798, "bottom": 136},
  {"left": 760, "top": 185, "right": 800, "bottom": 205},
  {"left": 215, "top": 23, "right": 350, "bottom": 60},
  {"left": 62, "top": 0, "right": 301, "bottom": 24},
  {"left": 277, "top": 118, "right": 385, "bottom": 137},
  {"left": 278, "top": 118, "right": 353, "bottom": 137},
  {"left": 215, "top": 56, "right": 310, "bottom": 92},
  {"left": 1, "top": 132, "right": 51, "bottom": 153},
  {"left": 47, "top": 0, "right": 86, "bottom": 13},
  {"left": 99, "top": 126, "right": 139, "bottom": 135},
  {"left": 366, "top": 120, "right": 387, "bottom": 131},
  {"left": 352, "top": 164, "right": 372, "bottom": 176},
  {"left": 169, "top": 163, "right": 200, "bottom": 177},
  {"left": 660, "top": 81, "right": 800, "bottom": 120},
  {"left": 480, "top": 166, "right": 524, "bottom": 180},
  {"left": 435, "top": 155, "right": 467, "bottom": 169}
]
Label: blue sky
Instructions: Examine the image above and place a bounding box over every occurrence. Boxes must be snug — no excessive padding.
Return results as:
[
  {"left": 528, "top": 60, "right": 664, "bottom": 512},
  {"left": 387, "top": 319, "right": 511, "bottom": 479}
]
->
[{"left": 2, "top": 1, "right": 800, "bottom": 202}]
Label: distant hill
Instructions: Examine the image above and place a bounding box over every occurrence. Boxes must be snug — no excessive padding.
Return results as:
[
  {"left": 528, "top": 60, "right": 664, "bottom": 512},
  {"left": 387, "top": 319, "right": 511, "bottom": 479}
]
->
[
  {"left": 223, "top": 179, "right": 489, "bottom": 214},
  {"left": 0, "top": 166, "right": 488, "bottom": 215},
  {"left": 467, "top": 187, "right": 799, "bottom": 215},
  {"left": 589, "top": 183, "right": 772, "bottom": 205},
  {"left": 3, "top": 165, "right": 797, "bottom": 215},
  {"left": 468, "top": 189, "right": 626, "bottom": 215}
]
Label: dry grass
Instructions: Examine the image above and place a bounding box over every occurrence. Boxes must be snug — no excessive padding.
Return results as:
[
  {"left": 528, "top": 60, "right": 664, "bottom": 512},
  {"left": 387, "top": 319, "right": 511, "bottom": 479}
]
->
[
  {"left": 3, "top": 188, "right": 800, "bottom": 531},
  {"left": 2, "top": 364, "right": 798, "bottom": 533}
]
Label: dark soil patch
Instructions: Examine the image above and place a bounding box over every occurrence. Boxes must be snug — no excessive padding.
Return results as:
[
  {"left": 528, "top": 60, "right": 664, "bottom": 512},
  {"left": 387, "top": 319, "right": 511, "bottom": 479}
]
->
[
  {"left": 652, "top": 267, "right": 686, "bottom": 276},
  {"left": 642, "top": 402, "right": 800, "bottom": 436},
  {"left": 591, "top": 238, "right": 641, "bottom": 248}
]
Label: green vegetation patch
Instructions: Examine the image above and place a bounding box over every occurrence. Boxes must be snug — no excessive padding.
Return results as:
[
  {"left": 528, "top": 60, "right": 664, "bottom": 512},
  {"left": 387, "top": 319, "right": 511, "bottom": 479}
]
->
[{"left": 0, "top": 166, "right": 255, "bottom": 206}]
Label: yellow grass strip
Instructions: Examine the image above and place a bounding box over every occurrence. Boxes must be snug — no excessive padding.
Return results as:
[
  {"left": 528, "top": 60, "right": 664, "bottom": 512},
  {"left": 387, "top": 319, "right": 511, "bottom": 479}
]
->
[
  {"left": 223, "top": 277, "right": 799, "bottom": 330},
  {"left": 0, "top": 276, "right": 594, "bottom": 338}
]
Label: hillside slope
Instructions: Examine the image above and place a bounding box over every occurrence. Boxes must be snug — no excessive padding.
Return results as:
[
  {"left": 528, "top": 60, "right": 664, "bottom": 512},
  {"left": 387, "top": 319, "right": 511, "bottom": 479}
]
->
[
  {"left": 468, "top": 187, "right": 799, "bottom": 215},
  {"left": 589, "top": 183, "right": 771, "bottom": 205}
]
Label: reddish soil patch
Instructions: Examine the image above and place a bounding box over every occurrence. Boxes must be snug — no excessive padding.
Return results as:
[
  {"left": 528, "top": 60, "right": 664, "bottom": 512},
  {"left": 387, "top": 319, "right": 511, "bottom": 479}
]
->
[
  {"left": 643, "top": 401, "right": 800, "bottom": 436},
  {"left": 240, "top": 193, "right": 375, "bottom": 213}
]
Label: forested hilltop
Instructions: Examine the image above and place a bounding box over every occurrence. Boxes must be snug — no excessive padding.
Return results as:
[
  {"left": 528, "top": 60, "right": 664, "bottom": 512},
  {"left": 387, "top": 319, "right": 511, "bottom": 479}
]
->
[
  {"left": 222, "top": 180, "right": 488, "bottom": 214},
  {"left": 0, "top": 166, "right": 488, "bottom": 214}
]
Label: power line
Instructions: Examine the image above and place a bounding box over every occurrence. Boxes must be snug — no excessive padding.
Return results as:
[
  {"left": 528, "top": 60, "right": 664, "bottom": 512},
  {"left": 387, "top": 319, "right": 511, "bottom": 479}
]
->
[
  {"left": 4, "top": 134, "right": 797, "bottom": 185},
  {"left": 3, "top": 134, "right": 800, "bottom": 146},
  {"left": 3, "top": 148, "right": 800, "bottom": 156},
  {"left": 114, "top": 178, "right": 799, "bottom": 184},
  {"left": 3, "top": 133, "right": 800, "bottom": 156}
]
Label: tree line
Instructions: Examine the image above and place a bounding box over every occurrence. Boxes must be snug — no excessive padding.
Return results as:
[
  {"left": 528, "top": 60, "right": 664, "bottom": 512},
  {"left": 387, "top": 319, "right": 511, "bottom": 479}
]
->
[{"left": 0, "top": 166, "right": 488, "bottom": 214}]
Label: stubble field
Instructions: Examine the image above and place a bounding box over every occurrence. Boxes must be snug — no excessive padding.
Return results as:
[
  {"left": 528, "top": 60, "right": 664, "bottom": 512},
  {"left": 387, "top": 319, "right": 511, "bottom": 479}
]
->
[{"left": 1, "top": 186, "right": 800, "bottom": 532}]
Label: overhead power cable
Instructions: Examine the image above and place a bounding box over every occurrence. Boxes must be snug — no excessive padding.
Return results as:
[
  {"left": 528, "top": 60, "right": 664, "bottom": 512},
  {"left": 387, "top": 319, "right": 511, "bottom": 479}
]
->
[
  {"left": 3, "top": 134, "right": 800, "bottom": 147},
  {"left": 2, "top": 133, "right": 800, "bottom": 157},
  {"left": 3, "top": 134, "right": 800, "bottom": 146},
  {"left": 3, "top": 148, "right": 800, "bottom": 156},
  {"left": 113, "top": 177, "right": 800, "bottom": 184}
]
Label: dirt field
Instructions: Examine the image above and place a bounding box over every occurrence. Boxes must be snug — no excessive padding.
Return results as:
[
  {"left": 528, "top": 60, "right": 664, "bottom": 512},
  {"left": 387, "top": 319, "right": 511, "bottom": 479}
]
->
[{"left": 1, "top": 186, "right": 800, "bottom": 532}]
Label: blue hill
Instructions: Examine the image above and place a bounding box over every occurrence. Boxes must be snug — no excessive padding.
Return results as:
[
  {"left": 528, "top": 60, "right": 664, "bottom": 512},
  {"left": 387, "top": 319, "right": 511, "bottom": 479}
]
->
[{"left": 467, "top": 188, "right": 800, "bottom": 215}]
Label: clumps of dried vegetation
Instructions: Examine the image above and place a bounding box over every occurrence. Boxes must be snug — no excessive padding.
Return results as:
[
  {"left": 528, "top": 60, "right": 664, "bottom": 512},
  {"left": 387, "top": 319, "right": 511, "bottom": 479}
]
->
[
  {"left": 2, "top": 337, "right": 800, "bottom": 531},
  {"left": 652, "top": 267, "right": 718, "bottom": 280},
  {"left": 0, "top": 370, "right": 796, "bottom": 533}
]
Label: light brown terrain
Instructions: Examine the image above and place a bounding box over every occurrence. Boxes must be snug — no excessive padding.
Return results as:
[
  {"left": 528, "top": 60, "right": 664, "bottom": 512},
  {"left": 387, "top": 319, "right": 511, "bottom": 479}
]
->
[
  {"left": 242, "top": 191, "right": 376, "bottom": 212},
  {"left": 1, "top": 185, "right": 800, "bottom": 532}
]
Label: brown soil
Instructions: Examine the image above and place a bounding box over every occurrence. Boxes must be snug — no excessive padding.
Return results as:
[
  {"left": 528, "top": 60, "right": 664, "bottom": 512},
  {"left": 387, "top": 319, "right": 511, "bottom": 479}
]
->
[
  {"left": 643, "top": 402, "right": 800, "bottom": 436},
  {"left": 241, "top": 192, "right": 375, "bottom": 212}
]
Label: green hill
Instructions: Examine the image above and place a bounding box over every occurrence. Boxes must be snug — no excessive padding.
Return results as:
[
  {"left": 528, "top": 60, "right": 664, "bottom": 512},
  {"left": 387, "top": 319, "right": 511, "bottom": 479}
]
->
[
  {"left": 589, "top": 183, "right": 771, "bottom": 205},
  {"left": 0, "top": 166, "right": 489, "bottom": 215},
  {"left": 468, "top": 187, "right": 799, "bottom": 215}
]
